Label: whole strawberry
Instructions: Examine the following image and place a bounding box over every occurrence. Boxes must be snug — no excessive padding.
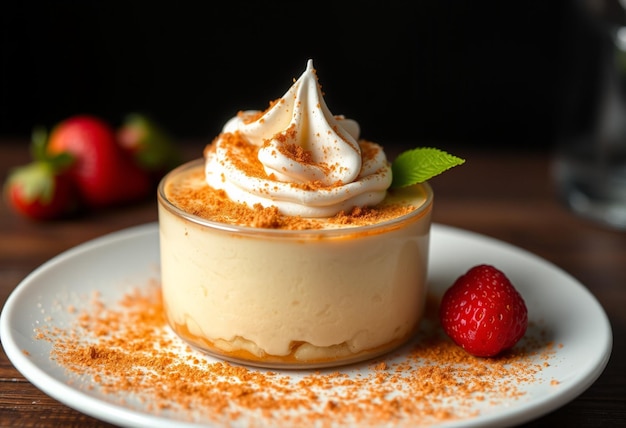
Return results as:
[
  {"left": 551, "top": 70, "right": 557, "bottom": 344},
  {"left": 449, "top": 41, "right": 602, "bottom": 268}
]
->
[
  {"left": 46, "top": 115, "right": 151, "bottom": 208},
  {"left": 3, "top": 128, "right": 77, "bottom": 220},
  {"left": 439, "top": 264, "right": 528, "bottom": 357},
  {"left": 4, "top": 161, "right": 77, "bottom": 221}
]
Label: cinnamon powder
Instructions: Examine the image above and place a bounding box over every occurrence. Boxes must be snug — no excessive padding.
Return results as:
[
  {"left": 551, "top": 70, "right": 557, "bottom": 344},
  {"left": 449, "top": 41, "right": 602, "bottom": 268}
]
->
[
  {"left": 166, "top": 180, "right": 419, "bottom": 232},
  {"left": 180, "top": 135, "right": 418, "bottom": 230},
  {"left": 34, "top": 282, "right": 559, "bottom": 427},
  {"left": 166, "top": 164, "right": 419, "bottom": 231}
]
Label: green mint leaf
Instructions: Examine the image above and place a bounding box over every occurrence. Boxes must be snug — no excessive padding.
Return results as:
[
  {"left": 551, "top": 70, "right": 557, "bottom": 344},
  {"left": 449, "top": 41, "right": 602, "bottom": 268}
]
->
[{"left": 391, "top": 147, "right": 464, "bottom": 188}]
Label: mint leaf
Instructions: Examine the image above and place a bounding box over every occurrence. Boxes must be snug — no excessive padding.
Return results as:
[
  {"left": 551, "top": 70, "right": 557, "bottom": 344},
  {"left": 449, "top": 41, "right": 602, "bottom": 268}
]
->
[{"left": 391, "top": 147, "right": 464, "bottom": 188}]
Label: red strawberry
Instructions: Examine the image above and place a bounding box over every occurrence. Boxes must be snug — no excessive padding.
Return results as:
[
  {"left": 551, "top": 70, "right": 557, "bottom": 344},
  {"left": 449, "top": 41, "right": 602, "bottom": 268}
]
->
[
  {"left": 4, "top": 161, "right": 77, "bottom": 220},
  {"left": 46, "top": 115, "right": 151, "bottom": 208},
  {"left": 439, "top": 264, "right": 528, "bottom": 357}
]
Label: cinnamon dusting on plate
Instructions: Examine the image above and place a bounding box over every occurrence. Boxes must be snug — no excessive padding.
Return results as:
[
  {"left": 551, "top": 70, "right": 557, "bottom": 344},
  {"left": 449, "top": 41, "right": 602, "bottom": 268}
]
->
[{"left": 33, "top": 281, "right": 559, "bottom": 427}]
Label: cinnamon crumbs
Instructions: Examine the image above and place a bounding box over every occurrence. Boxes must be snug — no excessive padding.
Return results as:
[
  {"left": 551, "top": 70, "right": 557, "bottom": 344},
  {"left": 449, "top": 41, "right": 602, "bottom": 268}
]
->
[
  {"left": 166, "top": 155, "right": 421, "bottom": 231},
  {"left": 167, "top": 167, "right": 418, "bottom": 230},
  {"left": 192, "top": 132, "right": 421, "bottom": 230},
  {"left": 34, "top": 282, "right": 559, "bottom": 427}
]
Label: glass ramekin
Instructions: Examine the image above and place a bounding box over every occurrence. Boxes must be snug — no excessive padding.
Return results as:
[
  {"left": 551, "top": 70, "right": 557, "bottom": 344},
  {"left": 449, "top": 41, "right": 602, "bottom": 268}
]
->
[{"left": 157, "top": 159, "right": 433, "bottom": 369}]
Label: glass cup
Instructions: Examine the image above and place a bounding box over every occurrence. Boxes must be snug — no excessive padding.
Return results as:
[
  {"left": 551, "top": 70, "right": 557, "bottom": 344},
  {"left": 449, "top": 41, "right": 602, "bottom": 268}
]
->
[
  {"left": 553, "top": 1, "right": 626, "bottom": 229},
  {"left": 157, "top": 159, "right": 433, "bottom": 368}
]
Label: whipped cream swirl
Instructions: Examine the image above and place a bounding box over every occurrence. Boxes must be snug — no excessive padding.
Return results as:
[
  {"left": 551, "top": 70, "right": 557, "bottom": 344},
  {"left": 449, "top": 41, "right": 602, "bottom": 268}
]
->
[{"left": 205, "top": 59, "right": 392, "bottom": 218}]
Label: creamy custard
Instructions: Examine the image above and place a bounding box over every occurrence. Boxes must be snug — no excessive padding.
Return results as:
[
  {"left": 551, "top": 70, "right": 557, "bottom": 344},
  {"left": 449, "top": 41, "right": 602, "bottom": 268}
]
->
[{"left": 157, "top": 60, "right": 434, "bottom": 368}]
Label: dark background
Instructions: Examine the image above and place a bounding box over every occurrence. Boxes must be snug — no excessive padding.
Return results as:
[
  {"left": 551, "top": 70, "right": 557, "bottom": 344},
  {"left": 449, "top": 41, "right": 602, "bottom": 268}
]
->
[{"left": 0, "top": 0, "right": 623, "bottom": 150}]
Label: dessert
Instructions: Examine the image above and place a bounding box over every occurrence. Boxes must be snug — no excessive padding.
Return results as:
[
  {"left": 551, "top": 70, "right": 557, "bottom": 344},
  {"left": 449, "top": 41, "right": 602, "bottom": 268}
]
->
[{"left": 158, "top": 60, "right": 434, "bottom": 367}]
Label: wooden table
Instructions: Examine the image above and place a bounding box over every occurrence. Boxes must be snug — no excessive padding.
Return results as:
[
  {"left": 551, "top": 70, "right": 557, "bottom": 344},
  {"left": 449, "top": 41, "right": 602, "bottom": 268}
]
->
[{"left": 1, "top": 141, "right": 624, "bottom": 427}]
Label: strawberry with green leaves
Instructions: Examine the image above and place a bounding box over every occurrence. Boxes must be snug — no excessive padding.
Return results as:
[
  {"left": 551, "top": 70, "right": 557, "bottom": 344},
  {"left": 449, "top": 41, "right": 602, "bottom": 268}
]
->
[
  {"left": 46, "top": 115, "right": 152, "bottom": 208},
  {"left": 5, "top": 163, "right": 76, "bottom": 221},
  {"left": 4, "top": 130, "right": 77, "bottom": 220}
]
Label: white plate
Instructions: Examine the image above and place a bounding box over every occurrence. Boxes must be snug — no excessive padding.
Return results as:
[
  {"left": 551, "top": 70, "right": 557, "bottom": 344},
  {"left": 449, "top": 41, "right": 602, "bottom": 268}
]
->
[{"left": 0, "top": 223, "right": 612, "bottom": 427}]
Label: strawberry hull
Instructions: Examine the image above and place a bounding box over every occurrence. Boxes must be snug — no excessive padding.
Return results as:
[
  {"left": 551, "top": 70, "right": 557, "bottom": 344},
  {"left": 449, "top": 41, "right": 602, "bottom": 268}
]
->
[{"left": 4, "top": 164, "right": 77, "bottom": 221}]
